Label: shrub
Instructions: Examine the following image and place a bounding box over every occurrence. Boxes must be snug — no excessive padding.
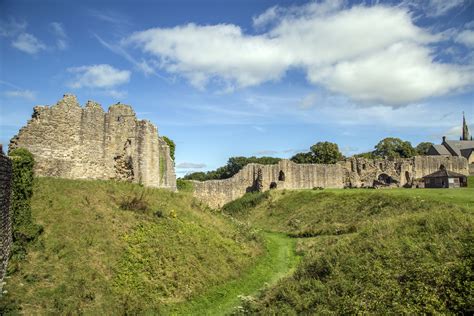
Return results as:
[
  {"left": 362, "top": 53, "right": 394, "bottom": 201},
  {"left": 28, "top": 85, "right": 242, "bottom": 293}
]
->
[
  {"left": 222, "top": 192, "right": 270, "bottom": 215},
  {"left": 8, "top": 148, "right": 42, "bottom": 259},
  {"left": 177, "top": 179, "right": 194, "bottom": 192},
  {"left": 119, "top": 191, "right": 149, "bottom": 212}
]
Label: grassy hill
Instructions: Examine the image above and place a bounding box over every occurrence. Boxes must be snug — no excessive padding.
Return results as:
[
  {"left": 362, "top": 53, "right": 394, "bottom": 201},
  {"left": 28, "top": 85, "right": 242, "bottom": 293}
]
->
[
  {"left": 224, "top": 188, "right": 474, "bottom": 314},
  {"left": 2, "top": 176, "right": 473, "bottom": 315},
  {"left": 0, "top": 177, "right": 265, "bottom": 315}
]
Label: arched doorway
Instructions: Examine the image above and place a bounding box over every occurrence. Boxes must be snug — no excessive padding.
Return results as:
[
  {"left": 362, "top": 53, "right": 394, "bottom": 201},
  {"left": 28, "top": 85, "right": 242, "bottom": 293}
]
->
[{"left": 378, "top": 173, "right": 394, "bottom": 185}]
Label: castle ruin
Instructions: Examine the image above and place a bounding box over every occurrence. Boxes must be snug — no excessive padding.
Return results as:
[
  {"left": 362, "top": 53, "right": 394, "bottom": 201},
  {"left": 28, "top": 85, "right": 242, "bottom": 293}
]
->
[
  {"left": 192, "top": 156, "right": 469, "bottom": 208},
  {"left": 9, "top": 94, "right": 176, "bottom": 190}
]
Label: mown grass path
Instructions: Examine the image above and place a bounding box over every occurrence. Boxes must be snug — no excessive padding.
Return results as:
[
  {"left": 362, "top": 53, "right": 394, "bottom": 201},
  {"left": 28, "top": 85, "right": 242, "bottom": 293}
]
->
[{"left": 164, "top": 231, "right": 299, "bottom": 315}]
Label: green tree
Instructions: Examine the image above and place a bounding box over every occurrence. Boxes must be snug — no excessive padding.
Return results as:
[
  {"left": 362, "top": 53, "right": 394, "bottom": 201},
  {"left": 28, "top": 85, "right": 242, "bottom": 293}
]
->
[
  {"left": 310, "top": 141, "right": 344, "bottom": 164},
  {"left": 415, "top": 142, "right": 434, "bottom": 156},
  {"left": 354, "top": 151, "right": 374, "bottom": 159},
  {"left": 290, "top": 152, "right": 314, "bottom": 164},
  {"left": 183, "top": 156, "right": 281, "bottom": 181},
  {"left": 183, "top": 171, "right": 207, "bottom": 181},
  {"left": 291, "top": 141, "right": 343, "bottom": 164},
  {"left": 373, "top": 137, "right": 416, "bottom": 158},
  {"left": 162, "top": 136, "right": 175, "bottom": 161}
]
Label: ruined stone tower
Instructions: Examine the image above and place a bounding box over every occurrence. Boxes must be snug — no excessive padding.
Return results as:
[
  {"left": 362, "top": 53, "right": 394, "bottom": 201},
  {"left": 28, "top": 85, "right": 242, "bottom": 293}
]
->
[{"left": 9, "top": 94, "right": 176, "bottom": 190}]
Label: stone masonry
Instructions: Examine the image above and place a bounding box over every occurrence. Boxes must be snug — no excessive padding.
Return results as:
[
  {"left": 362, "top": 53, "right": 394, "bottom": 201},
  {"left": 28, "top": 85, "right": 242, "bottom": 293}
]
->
[
  {"left": 0, "top": 150, "right": 12, "bottom": 291},
  {"left": 192, "top": 156, "right": 469, "bottom": 208},
  {"left": 9, "top": 94, "right": 176, "bottom": 190}
]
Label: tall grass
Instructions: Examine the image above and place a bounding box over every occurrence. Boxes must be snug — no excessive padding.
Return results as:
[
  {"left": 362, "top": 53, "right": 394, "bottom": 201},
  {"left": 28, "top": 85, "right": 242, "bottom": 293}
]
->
[
  {"left": 0, "top": 177, "right": 262, "bottom": 314},
  {"left": 226, "top": 189, "right": 474, "bottom": 314}
]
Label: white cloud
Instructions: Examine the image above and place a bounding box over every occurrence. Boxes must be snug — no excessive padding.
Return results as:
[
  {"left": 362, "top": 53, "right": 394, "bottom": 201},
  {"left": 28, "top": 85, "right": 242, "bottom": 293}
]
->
[
  {"left": 67, "top": 64, "right": 131, "bottom": 89},
  {"left": 94, "top": 33, "right": 159, "bottom": 77},
  {"left": 253, "top": 6, "right": 280, "bottom": 29},
  {"left": 50, "top": 22, "right": 68, "bottom": 50},
  {"left": 308, "top": 42, "right": 473, "bottom": 105},
  {"left": 299, "top": 93, "right": 318, "bottom": 109},
  {"left": 176, "top": 162, "right": 206, "bottom": 169},
  {"left": 0, "top": 17, "right": 27, "bottom": 37},
  {"left": 12, "top": 33, "right": 46, "bottom": 54},
  {"left": 444, "top": 124, "right": 473, "bottom": 139},
  {"left": 255, "top": 150, "right": 278, "bottom": 155},
  {"left": 3, "top": 89, "right": 35, "bottom": 100},
  {"left": 425, "top": 0, "right": 466, "bottom": 17},
  {"left": 456, "top": 30, "right": 474, "bottom": 47},
  {"left": 124, "top": 2, "right": 473, "bottom": 106},
  {"left": 104, "top": 89, "right": 127, "bottom": 99}
]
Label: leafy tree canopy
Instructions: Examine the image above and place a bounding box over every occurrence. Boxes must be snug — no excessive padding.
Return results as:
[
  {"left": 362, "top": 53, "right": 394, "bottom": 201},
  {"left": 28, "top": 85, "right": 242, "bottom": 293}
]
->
[
  {"left": 373, "top": 137, "right": 416, "bottom": 159},
  {"left": 183, "top": 156, "right": 281, "bottom": 181},
  {"left": 415, "top": 142, "right": 434, "bottom": 156},
  {"left": 291, "top": 141, "right": 344, "bottom": 164}
]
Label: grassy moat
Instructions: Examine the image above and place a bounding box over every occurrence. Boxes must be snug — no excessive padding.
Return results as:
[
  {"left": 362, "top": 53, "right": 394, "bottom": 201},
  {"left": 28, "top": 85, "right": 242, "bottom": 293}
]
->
[{"left": 1, "top": 177, "right": 473, "bottom": 314}]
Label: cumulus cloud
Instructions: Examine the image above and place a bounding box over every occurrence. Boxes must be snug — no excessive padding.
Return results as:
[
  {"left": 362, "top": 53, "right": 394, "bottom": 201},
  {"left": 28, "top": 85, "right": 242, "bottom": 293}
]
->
[
  {"left": 176, "top": 162, "right": 207, "bottom": 169},
  {"left": 50, "top": 22, "right": 68, "bottom": 50},
  {"left": 124, "top": 2, "right": 473, "bottom": 106},
  {"left": 12, "top": 33, "right": 46, "bottom": 54},
  {"left": 67, "top": 64, "right": 131, "bottom": 89}
]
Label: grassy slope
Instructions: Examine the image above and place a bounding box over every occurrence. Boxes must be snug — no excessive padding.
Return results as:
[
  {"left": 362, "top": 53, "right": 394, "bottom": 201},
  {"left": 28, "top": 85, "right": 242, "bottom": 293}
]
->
[
  {"left": 165, "top": 232, "right": 299, "bottom": 315},
  {"left": 0, "top": 178, "right": 262, "bottom": 315},
  {"left": 224, "top": 188, "right": 474, "bottom": 314}
]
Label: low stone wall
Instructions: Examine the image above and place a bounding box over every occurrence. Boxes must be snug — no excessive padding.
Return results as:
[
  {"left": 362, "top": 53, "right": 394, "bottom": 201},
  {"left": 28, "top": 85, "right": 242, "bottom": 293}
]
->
[
  {"left": 0, "top": 151, "right": 12, "bottom": 290},
  {"left": 470, "top": 164, "right": 474, "bottom": 176},
  {"left": 192, "top": 156, "right": 469, "bottom": 208}
]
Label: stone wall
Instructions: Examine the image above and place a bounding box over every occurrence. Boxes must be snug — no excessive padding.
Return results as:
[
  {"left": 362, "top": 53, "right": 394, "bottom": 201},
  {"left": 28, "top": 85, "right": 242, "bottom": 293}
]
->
[
  {"left": 192, "top": 160, "right": 345, "bottom": 208},
  {"left": 9, "top": 94, "right": 176, "bottom": 190},
  {"left": 0, "top": 151, "right": 12, "bottom": 290},
  {"left": 192, "top": 156, "right": 469, "bottom": 208}
]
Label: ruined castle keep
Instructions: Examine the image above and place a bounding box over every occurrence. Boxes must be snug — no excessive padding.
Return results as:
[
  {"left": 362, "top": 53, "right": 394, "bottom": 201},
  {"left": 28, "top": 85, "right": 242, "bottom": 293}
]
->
[
  {"left": 9, "top": 94, "right": 176, "bottom": 190},
  {"left": 192, "top": 156, "right": 469, "bottom": 208}
]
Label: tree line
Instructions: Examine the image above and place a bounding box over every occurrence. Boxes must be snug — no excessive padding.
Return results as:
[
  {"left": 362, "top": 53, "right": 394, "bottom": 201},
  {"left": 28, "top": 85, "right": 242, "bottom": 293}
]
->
[{"left": 183, "top": 138, "right": 434, "bottom": 181}]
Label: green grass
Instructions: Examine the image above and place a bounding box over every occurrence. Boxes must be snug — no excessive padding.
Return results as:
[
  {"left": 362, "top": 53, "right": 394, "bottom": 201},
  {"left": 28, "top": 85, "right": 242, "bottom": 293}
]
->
[
  {"left": 225, "top": 189, "right": 473, "bottom": 237},
  {"left": 468, "top": 176, "right": 474, "bottom": 188},
  {"left": 224, "top": 188, "right": 474, "bottom": 314},
  {"left": 0, "top": 177, "right": 263, "bottom": 315},
  {"left": 164, "top": 231, "right": 299, "bottom": 315}
]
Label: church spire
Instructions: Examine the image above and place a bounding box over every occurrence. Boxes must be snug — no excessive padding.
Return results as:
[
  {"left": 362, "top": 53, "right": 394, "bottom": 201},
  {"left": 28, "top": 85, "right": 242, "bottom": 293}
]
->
[{"left": 462, "top": 112, "right": 470, "bottom": 141}]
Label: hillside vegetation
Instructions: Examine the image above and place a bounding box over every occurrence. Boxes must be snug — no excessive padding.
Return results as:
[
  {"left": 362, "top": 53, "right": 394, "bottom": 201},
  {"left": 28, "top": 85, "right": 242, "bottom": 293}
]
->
[
  {"left": 0, "top": 178, "right": 264, "bottom": 314},
  {"left": 225, "top": 188, "right": 474, "bottom": 314}
]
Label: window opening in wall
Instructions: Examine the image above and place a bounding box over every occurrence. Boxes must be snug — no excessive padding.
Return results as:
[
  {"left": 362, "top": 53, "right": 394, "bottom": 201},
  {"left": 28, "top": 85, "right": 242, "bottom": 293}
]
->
[{"left": 278, "top": 170, "right": 285, "bottom": 181}]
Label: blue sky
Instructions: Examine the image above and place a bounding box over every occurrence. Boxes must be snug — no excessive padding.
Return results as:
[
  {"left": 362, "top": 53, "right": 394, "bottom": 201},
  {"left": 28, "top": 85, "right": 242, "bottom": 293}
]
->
[{"left": 1, "top": 0, "right": 473, "bottom": 176}]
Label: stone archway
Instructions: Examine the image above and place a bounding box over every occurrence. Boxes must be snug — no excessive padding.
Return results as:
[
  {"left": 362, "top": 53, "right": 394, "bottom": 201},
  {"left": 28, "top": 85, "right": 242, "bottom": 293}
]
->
[{"left": 377, "top": 173, "right": 394, "bottom": 185}]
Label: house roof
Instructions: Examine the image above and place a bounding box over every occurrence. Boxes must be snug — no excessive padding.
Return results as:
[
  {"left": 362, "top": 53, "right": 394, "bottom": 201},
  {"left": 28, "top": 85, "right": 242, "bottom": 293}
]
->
[
  {"left": 460, "top": 148, "right": 473, "bottom": 159},
  {"left": 430, "top": 144, "right": 451, "bottom": 155},
  {"left": 443, "top": 140, "right": 474, "bottom": 157},
  {"left": 422, "top": 169, "right": 467, "bottom": 179}
]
